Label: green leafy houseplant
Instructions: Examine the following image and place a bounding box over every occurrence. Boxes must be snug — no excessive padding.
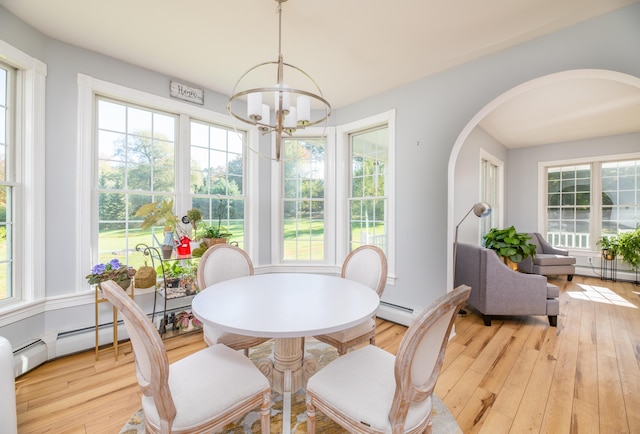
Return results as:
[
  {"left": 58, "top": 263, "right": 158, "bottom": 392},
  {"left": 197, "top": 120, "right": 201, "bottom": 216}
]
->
[
  {"left": 199, "top": 224, "right": 232, "bottom": 239},
  {"left": 199, "top": 198, "right": 233, "bottom": 245},
  {"left": 156, "top": 261, "right": 190, "bottom": 288},
  {"left": 135, "top": 199, "right": 179, "bottom": 233},
  {"left": 596, "top": 235, "right": 620, "bottom": 260},
  {"left": 617, "top": 228, "right": 640, "bottom": 270},
  {"left": 135, "top": 200, "right": 183, "bottom": 258},
  {"left": 483, "top": 226, "right": 537, "bottom": 265},
  {"left": 185, "top": 208, "right": 203, "bottom": 239}
]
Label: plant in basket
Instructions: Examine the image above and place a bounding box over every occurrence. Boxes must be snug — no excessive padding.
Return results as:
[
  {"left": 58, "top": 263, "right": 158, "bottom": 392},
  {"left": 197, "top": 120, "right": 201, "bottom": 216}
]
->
[{"left": 86, "top": 258, "right": 136, "bottom": 289}]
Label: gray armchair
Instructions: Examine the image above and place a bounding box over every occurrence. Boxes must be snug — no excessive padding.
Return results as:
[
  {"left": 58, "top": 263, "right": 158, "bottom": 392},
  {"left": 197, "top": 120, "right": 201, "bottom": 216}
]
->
[
  {"left": 518, "top": 232, "right": 576, "bottom": 281},
  {"left": 454, "top": 243, "right": 559, "bottom": 326}
]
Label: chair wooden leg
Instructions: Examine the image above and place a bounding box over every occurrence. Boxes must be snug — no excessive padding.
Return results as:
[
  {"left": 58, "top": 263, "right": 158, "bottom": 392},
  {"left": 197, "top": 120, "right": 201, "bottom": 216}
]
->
[
  {"left": 260, "top": 390, "right": 271, "bottom": 434},
  {"left": 244, "top": 348, "right": 249, "bottom": 357},
  {"left": 549, "top": 315, "right": 558, "bottom": 327},
  {"left": 568, "top": 274, "right": 574, "bottom": 281},
  {"left": 305, "top": 395, "right": 316, "bottom": 433},
  {"left": 483, "top": 315, "right": 492, "bottom": 326}
]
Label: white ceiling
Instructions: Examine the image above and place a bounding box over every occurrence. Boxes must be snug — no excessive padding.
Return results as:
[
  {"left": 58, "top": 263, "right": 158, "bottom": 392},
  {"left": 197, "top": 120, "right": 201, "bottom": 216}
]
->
[{"left": 2, "top": 0, "right": 640, "bottom": 148}]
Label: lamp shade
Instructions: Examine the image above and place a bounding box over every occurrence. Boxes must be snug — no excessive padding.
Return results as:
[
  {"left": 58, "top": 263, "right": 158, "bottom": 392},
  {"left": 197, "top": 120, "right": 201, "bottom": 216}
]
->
[{"left": 472, "top": 202, "right": 492, "bottom": 218}]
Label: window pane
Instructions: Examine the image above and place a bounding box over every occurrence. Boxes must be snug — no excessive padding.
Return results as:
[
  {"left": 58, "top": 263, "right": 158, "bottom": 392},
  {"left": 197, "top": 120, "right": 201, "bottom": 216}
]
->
[
  {"left": 545, "top": 164, "right": 591, "bottom": 248},
  {"left": 0, "top": 64, "right": 12, "bottom": 302},
  {"left": 349, "top": 126, "right": 388, "bottom": 253},
  {"left": 282, "top": 138, "right": 326, "bottom": 261},
  {"left": 190, "top": 121, "right": 246, "bottom": 246},
  {"left": 601, "top": 159, "right": 640, "bottom": 233},
  {"left": 96, "top": 98, "right": 177, "bottom": 265}
]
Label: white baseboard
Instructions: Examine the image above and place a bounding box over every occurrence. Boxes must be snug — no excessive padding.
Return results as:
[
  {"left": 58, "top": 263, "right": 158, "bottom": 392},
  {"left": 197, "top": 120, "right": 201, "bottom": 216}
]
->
[{"left": 377, "top": 302, "right": 416, "bottom": 326}]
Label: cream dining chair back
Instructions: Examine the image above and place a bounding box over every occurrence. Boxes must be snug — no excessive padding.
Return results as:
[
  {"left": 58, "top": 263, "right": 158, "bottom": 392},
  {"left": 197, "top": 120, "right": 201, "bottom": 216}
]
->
[
  {"left": 196, "top": 244, "right": 270, "bottom": 354},
  {"left": 306, "top": 284, "right": 471, "bottom": 434},
  {"left": 99, "top": 280, "right": 271, "bottom": 434},
  {"left": 314, "top": 245, "right": 388, "bottom": 355}
]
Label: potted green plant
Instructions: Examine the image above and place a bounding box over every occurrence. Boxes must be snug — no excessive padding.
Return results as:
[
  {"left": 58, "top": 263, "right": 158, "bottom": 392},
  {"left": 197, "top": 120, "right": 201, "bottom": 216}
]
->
[
  {"left": 617, "top": 228, "right": 640, "bottom": 271},
  {"left": 596, "top": 234, "right": 620, "bottom": 260},
  {"left": 483, "top": 226, "right": 537, "bottom": 270},
  {"left": 199, "top": 224, "right": 232, "bottom": 247},
  {"left": 175, "top": 311, "right": 202, "bottom": 331},
  {"left": 135, "top": 200, "right": 180, "bottom": 258},
  {"left": 185, "top": 208, "right": 203, "bottom": 240},
  {"left": 156, "top": 261, "right": 188, "bottom": 289},
  {"left": 199, "top": 199, "right": 232, "bottom": 247},
  {"left": 86, "top": 258, "right": 136, "bottom": 290}
]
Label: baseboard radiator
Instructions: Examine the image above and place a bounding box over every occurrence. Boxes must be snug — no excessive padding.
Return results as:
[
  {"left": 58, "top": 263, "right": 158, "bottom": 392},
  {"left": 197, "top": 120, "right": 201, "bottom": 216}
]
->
[
  {"left": 13, "top": 340, "right": 48, "bottom": 378},
  {"left": 377, "top": 301, "right": 415, "bottom": 326},
  {"left": 13, "top": 310, "right": 183, "bottom": 377}
]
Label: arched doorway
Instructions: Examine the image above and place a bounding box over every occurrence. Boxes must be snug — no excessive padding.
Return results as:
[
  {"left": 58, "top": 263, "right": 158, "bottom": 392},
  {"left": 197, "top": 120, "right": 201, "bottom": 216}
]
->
[{"left": 447, "top": 69, "right": 640, "bottom": 289}]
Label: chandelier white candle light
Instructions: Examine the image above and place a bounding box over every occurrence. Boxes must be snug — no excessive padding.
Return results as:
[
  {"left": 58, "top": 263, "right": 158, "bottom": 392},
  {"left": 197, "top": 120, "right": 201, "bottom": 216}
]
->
[{"left": 226, "top": 0, "right": 331, "bottom": 161}]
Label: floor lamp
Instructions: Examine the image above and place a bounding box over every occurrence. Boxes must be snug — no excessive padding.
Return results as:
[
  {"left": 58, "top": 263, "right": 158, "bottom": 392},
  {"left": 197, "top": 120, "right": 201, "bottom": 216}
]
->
[{"left": 453, "top": 202, "right": 492, "bottom": 314}]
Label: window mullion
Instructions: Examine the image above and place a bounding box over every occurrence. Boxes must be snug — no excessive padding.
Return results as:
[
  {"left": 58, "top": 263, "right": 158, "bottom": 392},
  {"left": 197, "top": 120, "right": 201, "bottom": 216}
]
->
[
  {"left": 591, "top": 162, "right": 602, "bottom": 250},
  {"left": 175, "top": 114, "right": 190, "bottom": 217}
]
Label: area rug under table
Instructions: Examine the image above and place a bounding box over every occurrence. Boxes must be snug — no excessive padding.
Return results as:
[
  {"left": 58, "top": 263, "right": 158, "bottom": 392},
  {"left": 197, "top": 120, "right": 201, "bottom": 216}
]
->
[{"left": 120, "top": 340, "right": 461, "bottom": 434}]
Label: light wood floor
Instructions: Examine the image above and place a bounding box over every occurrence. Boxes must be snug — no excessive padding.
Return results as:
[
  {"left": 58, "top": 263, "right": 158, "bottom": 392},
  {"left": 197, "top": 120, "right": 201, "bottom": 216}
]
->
[{"left": 14, "top": 275, "right": 640, "bottom": 433}]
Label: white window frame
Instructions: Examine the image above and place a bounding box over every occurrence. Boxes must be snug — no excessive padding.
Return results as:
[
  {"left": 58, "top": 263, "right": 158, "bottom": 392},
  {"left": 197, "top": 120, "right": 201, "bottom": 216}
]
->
[
  {"left": 0, "top": 40, "right": 46, "bottom": 315},
  {"left": 269, "top": 110, "right": 395, "bottom": 277},
  {"left": 337, "top": 110, "right": 396, "bottom": 280},
  {"left": 538, "top": 151, "right": 640, "bottom": 251},
  {"left": 480, "top": 148, "right": 504, "bottom": 237},
  {"left": 76, "top": 74, "right": 258, "bottom": 292},
  {"left": 270, "top": 126, "right": 337, "bottom": 269}
]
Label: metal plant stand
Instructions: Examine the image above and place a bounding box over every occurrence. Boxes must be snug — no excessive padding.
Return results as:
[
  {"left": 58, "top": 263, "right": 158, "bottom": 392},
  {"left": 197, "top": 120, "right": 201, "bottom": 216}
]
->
[{"left": 600, "top": 255, "right": 617, "bottom": 282}]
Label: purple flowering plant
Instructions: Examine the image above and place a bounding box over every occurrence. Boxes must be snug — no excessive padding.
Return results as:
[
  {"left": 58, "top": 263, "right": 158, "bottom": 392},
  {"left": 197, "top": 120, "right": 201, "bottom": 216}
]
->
[{"left": 86, "top": 258, "right": 136, "bottom": 287}]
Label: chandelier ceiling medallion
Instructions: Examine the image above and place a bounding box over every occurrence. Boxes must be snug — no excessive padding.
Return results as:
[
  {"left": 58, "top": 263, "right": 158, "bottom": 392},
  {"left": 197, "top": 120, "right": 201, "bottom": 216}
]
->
[{"left": 226, "top": 0, "right": 331, "bottom": 161}]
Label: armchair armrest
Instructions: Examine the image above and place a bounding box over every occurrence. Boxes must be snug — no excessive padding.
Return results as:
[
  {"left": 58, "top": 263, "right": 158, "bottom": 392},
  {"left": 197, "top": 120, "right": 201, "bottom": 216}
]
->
[
  {"left": 482, "top": 250, "right": 548, "bottom": 315},
  {"left": 535, "top": 233, "right": 569, "bottom": 256}
]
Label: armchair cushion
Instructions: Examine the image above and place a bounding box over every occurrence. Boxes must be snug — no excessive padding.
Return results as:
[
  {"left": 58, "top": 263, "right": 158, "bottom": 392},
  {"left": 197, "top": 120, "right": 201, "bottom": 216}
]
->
[
  {"left": 518, "top": 233, "right": 575, "bottom": 280},
  {"left": 535, "top": 254, "right": 575, "bottom": 266}
]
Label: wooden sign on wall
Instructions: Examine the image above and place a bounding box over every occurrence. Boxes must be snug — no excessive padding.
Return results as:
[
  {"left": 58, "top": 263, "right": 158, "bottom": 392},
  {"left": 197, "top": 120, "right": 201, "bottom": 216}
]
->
[{"left": 170, "top": 80, "right": 204, "bottom": 105}]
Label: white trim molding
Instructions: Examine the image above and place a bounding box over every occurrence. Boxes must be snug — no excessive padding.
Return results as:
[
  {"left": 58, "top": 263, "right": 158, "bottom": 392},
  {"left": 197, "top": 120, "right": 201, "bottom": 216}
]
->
[{"left": 0, "top": 40, "right": 47, "bottom": 315}]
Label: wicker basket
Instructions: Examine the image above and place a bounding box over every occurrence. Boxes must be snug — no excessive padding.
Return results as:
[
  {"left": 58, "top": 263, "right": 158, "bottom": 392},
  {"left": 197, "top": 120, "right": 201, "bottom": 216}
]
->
[{"left": 134, "top": 262, "right": 157, "bottom": 288}]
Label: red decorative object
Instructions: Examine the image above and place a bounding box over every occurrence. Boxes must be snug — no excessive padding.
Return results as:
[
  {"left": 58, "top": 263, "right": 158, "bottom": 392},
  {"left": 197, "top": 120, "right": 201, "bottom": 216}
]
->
[{"left": 176, "top": 236, "right": 191, "bottom": 257}]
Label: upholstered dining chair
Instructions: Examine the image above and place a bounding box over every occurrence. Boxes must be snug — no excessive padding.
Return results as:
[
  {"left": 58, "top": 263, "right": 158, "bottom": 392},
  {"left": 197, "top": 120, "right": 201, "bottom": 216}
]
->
[
  {"left": 196, "top": 244, "right": 270, "bottom": 355},
  {"left": 314, "top": 245, "right": 388, "bottom": 355},
  {"left": 100, "top": 280, "right": 271, "bottom": 434},
  {"left": 305, "top": 284, "right": 471, "bottom": 434}
]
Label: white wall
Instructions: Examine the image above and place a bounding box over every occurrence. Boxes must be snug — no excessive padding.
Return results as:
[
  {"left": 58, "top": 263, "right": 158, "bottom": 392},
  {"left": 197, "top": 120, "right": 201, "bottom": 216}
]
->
[
  {"left": 0, "top": 3, "right": 639, "bottom": 354},
  {"left": 454, "top": 127, "right": 506, "bottom": 245}
]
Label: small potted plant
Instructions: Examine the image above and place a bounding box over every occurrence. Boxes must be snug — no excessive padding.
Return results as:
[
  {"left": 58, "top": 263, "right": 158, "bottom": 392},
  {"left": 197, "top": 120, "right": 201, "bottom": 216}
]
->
[
  {"left": 156, "top": 261, "right": 187, "bottom": 289},
  {"left": 199, "top": 224, "right": 232, "bottom": 247},
  {"left": 597, "top": 235, "right": 620, "bottom": 260},
  {"left": 135, "top": 200, "right": 180, "bottom": 259},
  {"left": 200, "top": 198, "right": 233, "bottom": 247},
  {"left": 185, "top": 208, "right": 203, "bottom": 240},
  {"left": 175, "top": 311, "right": 202, "bottom": 331},
  {"left": 483, "top": 226, "right": 537, "bottom": 270},
  {"left": 86, "top": 258, "right": 136, "bottom": 290}
]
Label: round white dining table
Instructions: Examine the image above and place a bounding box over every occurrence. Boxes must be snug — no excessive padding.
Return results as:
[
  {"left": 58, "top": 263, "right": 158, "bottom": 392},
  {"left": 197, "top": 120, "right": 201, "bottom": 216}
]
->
[{"left": 191, "top": 272, "right": 380, "bottom": 433}]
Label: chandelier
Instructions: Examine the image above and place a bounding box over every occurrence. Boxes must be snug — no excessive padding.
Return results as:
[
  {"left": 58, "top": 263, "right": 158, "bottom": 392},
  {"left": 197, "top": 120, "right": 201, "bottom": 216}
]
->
[{"left": 226, "top": 0, "right": 331, "bottom": 161}]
